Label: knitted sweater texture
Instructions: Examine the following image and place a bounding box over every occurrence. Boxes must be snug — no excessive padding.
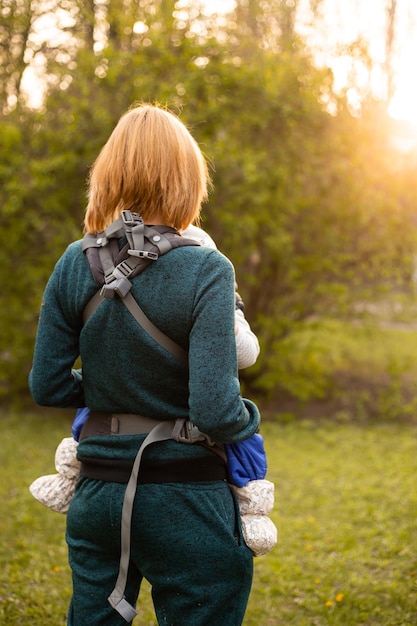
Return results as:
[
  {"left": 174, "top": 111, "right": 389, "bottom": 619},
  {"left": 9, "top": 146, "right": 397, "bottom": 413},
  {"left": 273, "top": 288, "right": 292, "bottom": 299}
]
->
[{"left": 29, "top": 239, "right": 260, "bottom": 463}]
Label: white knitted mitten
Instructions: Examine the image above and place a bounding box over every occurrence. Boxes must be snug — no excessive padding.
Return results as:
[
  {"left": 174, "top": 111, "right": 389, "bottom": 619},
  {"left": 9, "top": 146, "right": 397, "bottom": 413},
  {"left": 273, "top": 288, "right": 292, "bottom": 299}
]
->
[
  {"left": 29, "top": 437, "right": 80, "bottom": 514},
  {"left": 230, "top": 479, "right": 278, "bottom": 556}
]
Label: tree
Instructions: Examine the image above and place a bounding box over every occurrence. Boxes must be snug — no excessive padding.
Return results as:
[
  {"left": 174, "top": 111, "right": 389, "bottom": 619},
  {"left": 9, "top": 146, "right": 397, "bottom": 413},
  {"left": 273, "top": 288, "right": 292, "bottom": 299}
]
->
[
  {"left": 1, "top": 0, "right": 417, "bottom": 408},
  {"left": 385, "top": 0, "right": 398, "bottom": 102},
  {"left": 0, "top": 0, "right": 33, "bottom": 111}
]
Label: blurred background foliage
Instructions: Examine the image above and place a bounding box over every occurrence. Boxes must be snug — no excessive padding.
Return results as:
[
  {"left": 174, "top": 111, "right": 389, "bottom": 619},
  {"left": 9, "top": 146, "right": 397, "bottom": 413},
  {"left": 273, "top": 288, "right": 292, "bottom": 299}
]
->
[{"left": 1, "top": 0, "right": 417, "bottom": 417}]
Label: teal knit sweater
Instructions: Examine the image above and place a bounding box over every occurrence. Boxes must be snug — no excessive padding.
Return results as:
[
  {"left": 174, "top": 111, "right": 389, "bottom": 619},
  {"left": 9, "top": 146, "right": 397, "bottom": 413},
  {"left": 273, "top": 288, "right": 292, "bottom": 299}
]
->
[{"left": 29, "top": 239, "right": 260, "bottom": 463}]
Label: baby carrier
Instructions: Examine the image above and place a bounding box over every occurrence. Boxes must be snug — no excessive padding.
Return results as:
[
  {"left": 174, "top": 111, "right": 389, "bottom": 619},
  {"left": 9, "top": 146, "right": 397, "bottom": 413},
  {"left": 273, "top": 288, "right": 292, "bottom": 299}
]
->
[
  {"left": 82, "top": 209, "right": 200, "bottom": 363},
  {"left": 80, "top": 210, "right": 274, "bottom": 622}
]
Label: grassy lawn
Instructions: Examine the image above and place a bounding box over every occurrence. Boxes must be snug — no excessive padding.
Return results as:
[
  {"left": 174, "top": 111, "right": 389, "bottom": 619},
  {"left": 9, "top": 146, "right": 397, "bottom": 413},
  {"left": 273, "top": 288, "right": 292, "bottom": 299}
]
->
[{"left": 1, "top": 410, "right": 417, "bottom": 625}]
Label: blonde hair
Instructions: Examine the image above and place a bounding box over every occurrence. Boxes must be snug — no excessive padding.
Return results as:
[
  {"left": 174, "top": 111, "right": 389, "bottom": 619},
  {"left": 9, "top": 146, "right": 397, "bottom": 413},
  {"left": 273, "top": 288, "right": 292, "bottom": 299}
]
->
[{"left": 84, "top": 104, "right": 210, "bottom": 233}]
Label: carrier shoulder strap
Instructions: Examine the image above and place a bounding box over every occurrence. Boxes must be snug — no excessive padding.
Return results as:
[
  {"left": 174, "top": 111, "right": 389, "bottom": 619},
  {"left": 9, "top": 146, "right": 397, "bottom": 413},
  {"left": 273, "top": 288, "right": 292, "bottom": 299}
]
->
[{"left": 82, "top": 211, "right": 200, "bottom": 364}]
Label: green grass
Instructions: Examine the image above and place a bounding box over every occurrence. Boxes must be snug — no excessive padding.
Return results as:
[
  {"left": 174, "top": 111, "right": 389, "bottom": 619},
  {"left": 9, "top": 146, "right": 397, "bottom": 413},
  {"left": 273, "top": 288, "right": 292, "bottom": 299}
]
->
[{"left": 1, "top": 410, "right": 417, "bottom": 625}]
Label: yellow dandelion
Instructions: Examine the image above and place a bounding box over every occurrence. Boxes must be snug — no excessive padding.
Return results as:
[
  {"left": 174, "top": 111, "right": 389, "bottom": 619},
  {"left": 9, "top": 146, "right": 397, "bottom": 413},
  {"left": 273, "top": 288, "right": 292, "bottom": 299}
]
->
[
  {"left": 53, "top": 566, "right": 61, "bottom": 572},
  {"left": 314, "top": 578, "right": 321, "bottom": 584},
  {"left": 325, "top": 600, "right": 333, "bottom": 608},
  {"left": 335, "top": 593, "right": 344, "bottom": 602}
]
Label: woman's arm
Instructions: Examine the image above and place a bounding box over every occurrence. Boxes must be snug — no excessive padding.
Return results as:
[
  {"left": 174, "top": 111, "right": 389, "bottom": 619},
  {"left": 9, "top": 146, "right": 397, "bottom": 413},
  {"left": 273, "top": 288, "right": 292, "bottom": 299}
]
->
[
  {"left": 29, "top": 246, "right": 86, "bottom": 408},
  {"left": 187, "top": 251, "right": 260, "bottom": 443}
]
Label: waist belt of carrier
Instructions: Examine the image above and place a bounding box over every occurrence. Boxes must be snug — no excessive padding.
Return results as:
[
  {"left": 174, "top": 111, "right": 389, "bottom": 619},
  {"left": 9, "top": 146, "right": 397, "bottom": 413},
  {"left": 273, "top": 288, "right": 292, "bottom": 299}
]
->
[
  {"left": 79, "top": 412, "right": 163, "bottom": 439},
  {"left": 79, "top": 411, "right": 226, "bottom": 484},
  {"left": 79, "top": 454, "right": 227, "bottom": 483},
  {"left": 80, "top": 411, "right": 226, "bottom": 461},
  {"left": 80, "top": 411, "right": 226, "bottom": 623}
]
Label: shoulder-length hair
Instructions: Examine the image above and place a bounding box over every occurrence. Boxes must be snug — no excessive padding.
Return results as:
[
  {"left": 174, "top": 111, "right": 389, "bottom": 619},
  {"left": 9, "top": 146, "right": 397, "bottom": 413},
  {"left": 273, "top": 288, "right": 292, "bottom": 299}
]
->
[{"left": 84, "top": 104, "right": 210, "bottom": 233}]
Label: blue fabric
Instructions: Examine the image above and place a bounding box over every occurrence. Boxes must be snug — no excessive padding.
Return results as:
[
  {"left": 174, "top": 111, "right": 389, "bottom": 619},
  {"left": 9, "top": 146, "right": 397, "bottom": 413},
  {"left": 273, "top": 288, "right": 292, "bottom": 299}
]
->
[
  {"left": 225, "top": 434, "right": 267, "bottom": 487},
  {"left": 72, "top": 407, "right": 91, "bottom": 441}
]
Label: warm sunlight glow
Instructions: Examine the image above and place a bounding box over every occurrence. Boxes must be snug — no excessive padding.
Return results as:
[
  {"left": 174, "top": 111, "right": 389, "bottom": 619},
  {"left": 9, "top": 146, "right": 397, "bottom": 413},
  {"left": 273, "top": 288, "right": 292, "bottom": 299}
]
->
[
  {"left": 17, "top": 0, "right": 417, "bottom": 147},
  {"left": 389, "top": 90, "right": 417, "bottom": 127},
  {"left": 177, "top": 0, "right": 236, "bottom": 15},
  {"left": 199, "top": 0, "right": 236, "bottom": 14},
  {"left": 296, "top": 0, "right": 417, "bottom": 149},
  {"left": 386, "top": 28, "right": 417, "bottom": 150},
  {"left": 388, "top": 64, "right": 417, "bottom": 129}
]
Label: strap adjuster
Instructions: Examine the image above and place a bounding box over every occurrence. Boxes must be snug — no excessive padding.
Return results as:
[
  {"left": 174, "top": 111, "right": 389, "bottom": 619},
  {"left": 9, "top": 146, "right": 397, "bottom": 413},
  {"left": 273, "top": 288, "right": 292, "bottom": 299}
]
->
[
  {"left": 122, "top": 210, "right": 143, "bottom": 227},
  {"left": 113, "top": 260, "right": 134, "bottom": 279},
  {"left": 171, "top": 418, "right": 215, "bottom": 446},
  {"left": 128, "top": 249, "right": 158, "bottom": 260},
  {"left": 100, "top": 278, "right": 132, "bottom": 299}
]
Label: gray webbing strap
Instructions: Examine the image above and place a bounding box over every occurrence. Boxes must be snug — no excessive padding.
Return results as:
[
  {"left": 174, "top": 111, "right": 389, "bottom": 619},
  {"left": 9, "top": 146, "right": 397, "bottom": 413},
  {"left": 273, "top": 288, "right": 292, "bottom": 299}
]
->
[
  {"left": 142, "top": 226, "right": 174, "bottom": 255},
  {"left": 98, "top": 245, "right": 117, "bottom": 283},
  {"left": 108, "top": 420, "right": 176, "bottom": 621},
  {"left": 81, "top": 217, "right": 126, "bottom": 252},
  {"left": 82, "top": 291, "right": 187, "bottom": 365},
  {"left": 83, "top": 241, "right": 188, "bottom": 363},
  {"left": 127, "top": 216, "right": 145, "bottom": 252},
  {"left": 82, "top": 291, "right": 104, "bottom": 325},
  {"left": 123, "top": 293, "right": 188, "bottom": 364}
]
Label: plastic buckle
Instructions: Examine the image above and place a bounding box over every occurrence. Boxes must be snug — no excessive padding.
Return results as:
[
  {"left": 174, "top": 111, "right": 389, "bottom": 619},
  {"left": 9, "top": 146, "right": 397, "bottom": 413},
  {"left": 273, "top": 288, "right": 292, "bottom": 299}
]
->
[
  {"left": 113, "top": 260, "right": 133, "bottom": 279},
  {"left": 175, "top": 420, "right": 209, "bottom": 445},
  {"left": 100, "top": 284, "right": 116, "bottom": 299},
  {"left": 114, "top": 278, "right": 132, "bottom": 298},
  {"left": 128, "top": 249, "right": 158, "bottom": 261},
  {"left": 122, "top": 210, "right": 143, "bottom": 227}
]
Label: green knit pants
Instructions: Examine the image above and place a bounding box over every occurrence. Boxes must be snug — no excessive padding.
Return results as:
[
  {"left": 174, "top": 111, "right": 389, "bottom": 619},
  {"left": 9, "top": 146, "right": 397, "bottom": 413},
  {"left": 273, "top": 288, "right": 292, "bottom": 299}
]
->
[{"left": 66, "top": 477, "right": 253, "bottom": 625}]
